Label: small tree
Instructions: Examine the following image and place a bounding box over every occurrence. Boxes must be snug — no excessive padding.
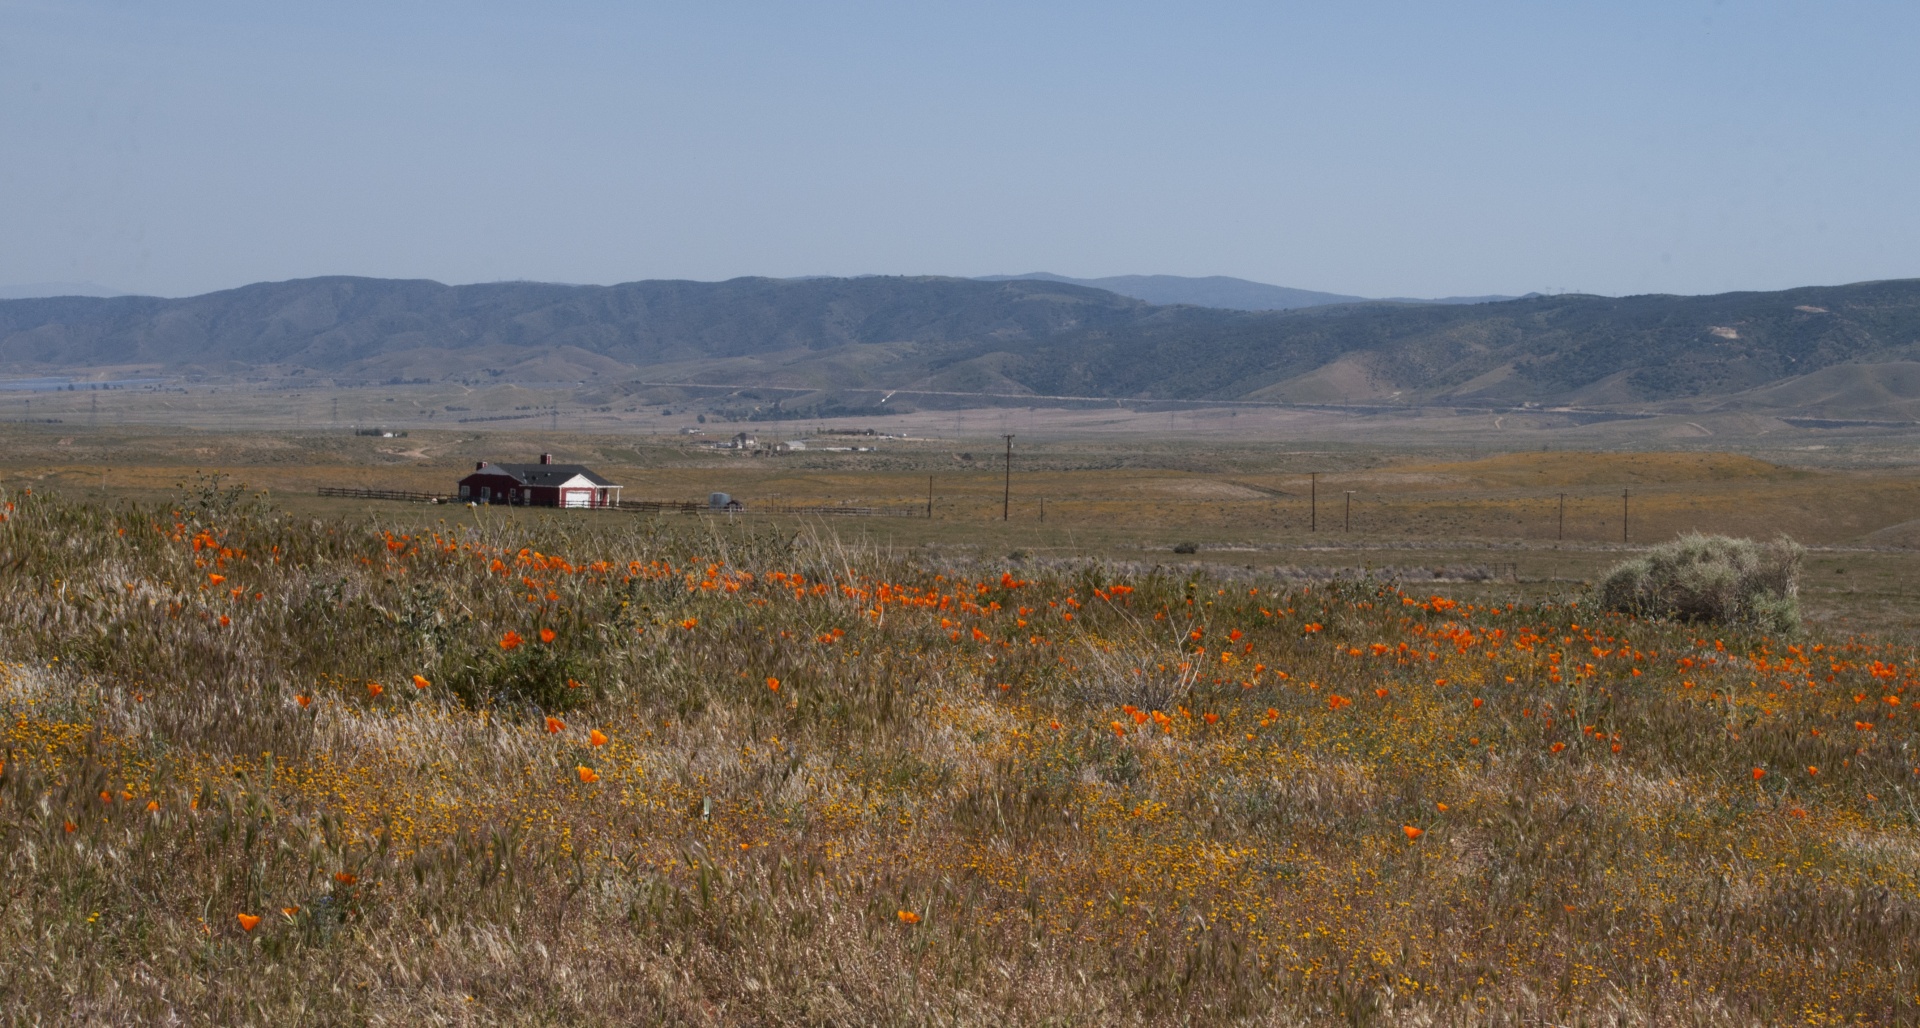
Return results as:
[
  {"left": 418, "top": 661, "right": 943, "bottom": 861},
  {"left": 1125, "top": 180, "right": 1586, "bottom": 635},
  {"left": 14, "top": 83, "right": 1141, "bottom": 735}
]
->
[{"left": 1598, "top": 533, "right": 1803, "bottom": 635}]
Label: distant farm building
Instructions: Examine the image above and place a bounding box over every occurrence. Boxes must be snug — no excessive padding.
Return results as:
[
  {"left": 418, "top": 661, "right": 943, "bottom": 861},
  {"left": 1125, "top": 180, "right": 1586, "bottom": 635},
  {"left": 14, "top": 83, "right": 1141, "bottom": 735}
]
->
[{"left": 458, "top": 454, "right": 622, "bottom": 508}]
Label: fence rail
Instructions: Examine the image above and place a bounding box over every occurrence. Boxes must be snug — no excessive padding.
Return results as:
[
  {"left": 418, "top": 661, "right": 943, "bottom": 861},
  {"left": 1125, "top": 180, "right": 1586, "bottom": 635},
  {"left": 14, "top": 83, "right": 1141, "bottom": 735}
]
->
[
  {"left": 318, "top": 487, "right": 921, "bottom": 519},
  {"left": 317, "top": 487, "right": 450, "bottom": 503}
]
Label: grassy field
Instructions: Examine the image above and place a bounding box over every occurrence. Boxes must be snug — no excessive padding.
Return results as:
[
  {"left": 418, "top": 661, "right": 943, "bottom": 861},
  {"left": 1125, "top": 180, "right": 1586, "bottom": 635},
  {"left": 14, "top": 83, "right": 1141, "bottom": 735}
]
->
[
  {"left": 6, "top": 418, "right": 1919, "bottom": 637},
  {"left": 2, "top": 452, "right": 1919, "bottom": 1023}
]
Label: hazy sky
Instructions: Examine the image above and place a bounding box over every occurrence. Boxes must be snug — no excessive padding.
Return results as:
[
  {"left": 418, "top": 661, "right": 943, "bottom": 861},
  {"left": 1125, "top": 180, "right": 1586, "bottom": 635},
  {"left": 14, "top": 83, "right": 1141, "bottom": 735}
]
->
[{"left": 4, "top": 1, "right": 1917, "bottom": 299}]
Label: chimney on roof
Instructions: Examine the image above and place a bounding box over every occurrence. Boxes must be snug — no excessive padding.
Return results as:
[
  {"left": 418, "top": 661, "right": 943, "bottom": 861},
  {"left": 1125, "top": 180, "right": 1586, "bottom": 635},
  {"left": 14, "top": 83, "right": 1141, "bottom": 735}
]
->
[
  {"left": 540, "top": 453, "right": 553, "bottom": 464},
  {"left": 475, "top": 461, "right": 487, "bottom": 471}
]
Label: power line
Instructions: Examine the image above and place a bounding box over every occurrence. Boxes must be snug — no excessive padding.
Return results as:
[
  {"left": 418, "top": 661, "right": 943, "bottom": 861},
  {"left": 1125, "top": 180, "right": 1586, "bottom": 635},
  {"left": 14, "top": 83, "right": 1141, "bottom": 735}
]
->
[{"left": 1001, "top": 434, "right": 1015, "bottom": 521}]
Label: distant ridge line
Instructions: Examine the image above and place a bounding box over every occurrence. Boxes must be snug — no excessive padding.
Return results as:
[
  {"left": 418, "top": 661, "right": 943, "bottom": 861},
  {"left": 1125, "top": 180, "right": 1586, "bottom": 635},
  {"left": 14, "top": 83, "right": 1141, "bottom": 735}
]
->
[
  {"left": 6, "top": 274, "right": 1920, "bottom": 417},
  {"left": 977, "top": 272, "right": 1516, "bottom": 310}
]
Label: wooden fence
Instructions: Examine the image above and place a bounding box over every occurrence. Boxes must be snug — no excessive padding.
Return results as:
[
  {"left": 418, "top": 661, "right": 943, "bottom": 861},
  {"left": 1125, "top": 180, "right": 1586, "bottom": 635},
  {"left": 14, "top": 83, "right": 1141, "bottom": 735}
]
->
[{"left": 317, "top": 487, "right": 450, "bottom": 503}]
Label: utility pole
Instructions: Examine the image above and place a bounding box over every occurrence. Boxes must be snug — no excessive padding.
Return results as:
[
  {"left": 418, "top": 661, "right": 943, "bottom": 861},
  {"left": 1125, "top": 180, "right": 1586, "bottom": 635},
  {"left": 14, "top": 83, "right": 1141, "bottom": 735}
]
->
[
  {"left": 927, "top": 475, "right": 934, "bottom": 519},
  {"left": 1001, "top": 435, "right": 1015, "bottom": 521},
  {"left": 1345, "top": 491, "right": 1353, "bottom": 533},
  {"left": 1622, "top": 488, "right": 1630, "bottom": 544},
  {"left": 1310, "top": 473, "right": 1317, "bottom": 532},
  {"left": 1558, "top": 493, "right": 1565, "bottom": 541}
]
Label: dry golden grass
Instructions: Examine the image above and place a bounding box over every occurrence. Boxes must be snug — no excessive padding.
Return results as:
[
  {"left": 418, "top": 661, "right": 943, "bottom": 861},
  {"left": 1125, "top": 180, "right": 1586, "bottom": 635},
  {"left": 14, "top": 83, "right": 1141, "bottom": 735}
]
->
[{"left": 2, "top": 476, "right": 1918, "bottom": 1024}]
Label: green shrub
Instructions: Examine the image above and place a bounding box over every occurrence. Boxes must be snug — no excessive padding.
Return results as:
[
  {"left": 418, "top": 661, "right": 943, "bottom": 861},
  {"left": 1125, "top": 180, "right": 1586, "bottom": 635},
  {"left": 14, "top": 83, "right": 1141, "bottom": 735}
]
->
[
  {"left": 444, "top": 636, "right": 591, "bottom": 713},
  {"left": 1598, "top": 533, "right": 1803, "bottom": 635}
]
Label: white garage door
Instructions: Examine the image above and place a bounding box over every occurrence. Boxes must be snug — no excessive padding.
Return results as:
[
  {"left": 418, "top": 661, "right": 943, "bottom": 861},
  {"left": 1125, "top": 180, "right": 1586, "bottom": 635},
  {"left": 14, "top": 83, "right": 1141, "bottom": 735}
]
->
[{"left": 562, "top": 489, "right": 591, "bottom": 508}]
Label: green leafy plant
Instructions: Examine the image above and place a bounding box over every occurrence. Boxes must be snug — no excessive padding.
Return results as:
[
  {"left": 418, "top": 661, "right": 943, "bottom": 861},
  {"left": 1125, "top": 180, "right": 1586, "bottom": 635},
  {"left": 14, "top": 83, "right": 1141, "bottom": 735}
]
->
[{"left": 445, "top": 631, "right": 591, "bottom": 713}]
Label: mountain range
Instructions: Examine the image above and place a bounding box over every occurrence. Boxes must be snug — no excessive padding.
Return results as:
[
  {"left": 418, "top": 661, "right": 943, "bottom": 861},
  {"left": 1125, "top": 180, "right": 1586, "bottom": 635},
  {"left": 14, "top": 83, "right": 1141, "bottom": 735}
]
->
[
  {"left": 976, "top": 273, "right": 1515, "bottom": 310},
  {"left": 3, "top": 274, "right": 1918, "bottom": 418}
]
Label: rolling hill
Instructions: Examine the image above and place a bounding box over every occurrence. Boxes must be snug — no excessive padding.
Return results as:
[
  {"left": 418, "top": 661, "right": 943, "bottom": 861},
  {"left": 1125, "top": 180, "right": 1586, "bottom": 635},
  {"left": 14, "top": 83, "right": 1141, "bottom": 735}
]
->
[{"left": 4, "top": 275, "right": 1920, "bottom": 417}]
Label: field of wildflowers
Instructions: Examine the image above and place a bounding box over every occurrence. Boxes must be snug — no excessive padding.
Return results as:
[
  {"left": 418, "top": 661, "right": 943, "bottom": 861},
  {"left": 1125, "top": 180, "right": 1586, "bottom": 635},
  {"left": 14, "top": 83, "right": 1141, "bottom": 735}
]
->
[{"left": 2, "top": 479, "right": 1917, "bottom": 1024}]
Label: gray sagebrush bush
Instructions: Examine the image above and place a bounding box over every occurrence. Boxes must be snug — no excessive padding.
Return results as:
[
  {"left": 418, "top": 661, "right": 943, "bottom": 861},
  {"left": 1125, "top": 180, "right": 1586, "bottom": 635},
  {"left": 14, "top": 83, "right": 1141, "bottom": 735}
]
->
[{"left": 1598, "top": 533, "right": 1803, "bottom": 635}]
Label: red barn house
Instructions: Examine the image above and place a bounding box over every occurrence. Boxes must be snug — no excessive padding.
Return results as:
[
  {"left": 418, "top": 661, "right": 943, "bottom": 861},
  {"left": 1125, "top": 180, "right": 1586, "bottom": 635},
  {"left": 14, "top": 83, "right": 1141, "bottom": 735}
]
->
[{"left": 458, "top": 454, "right": 622, "bottom": 508}]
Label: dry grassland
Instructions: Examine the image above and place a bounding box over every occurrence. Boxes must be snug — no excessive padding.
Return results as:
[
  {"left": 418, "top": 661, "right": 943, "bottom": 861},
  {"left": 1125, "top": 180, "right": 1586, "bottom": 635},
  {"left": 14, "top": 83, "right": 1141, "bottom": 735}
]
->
[{"left": 1, "top": 416, "right": 1919, "bottom": 1022}]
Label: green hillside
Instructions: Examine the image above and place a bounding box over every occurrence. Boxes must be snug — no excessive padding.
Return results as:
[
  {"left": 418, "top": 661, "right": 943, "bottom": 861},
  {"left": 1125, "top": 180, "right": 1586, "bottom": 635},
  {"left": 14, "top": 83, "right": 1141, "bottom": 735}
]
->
[{"left": 4, "top": 275, "right": 1920, "bottom": 414}]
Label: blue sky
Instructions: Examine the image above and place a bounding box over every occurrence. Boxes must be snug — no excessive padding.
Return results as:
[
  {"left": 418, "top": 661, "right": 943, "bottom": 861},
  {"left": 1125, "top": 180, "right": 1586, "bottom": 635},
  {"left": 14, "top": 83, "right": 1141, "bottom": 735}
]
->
[{"left": 3, "top": 1, "right": 1917, "bottom": 298}]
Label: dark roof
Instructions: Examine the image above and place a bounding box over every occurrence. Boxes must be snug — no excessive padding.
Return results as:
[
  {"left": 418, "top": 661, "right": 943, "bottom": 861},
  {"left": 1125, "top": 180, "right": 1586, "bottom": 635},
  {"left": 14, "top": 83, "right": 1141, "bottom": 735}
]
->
[{"left": 466, "top": 463, "right": 619, "bottom": 487}]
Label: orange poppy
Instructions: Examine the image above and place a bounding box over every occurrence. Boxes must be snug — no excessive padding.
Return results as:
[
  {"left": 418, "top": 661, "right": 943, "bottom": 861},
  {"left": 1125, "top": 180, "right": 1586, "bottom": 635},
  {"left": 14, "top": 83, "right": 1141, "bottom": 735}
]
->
[
  {"left": 1436, "top": 803, "right": 1448, "bottom": 812},
  {"left": 680, "top": 618, "right": 698, "bottom": 630},
  {"left": 1375, "top": 688, "right": 1389, "bottom": 699},
  {"left": 295, "top": 694, "right": 312, "bottom": 709},
  {"left": 1472, "top": 698, "right": 1483, "bottom": 708},
  {"left": 588, "top": 729, "right": 608, "bottom": 747},
  {"left": 539, "top": 628, "right": 557, "bottom": 644},
  {"left": 208, "top": 574, "right": 226, "bottom": 586},
  {"left": 146, "top": 800, "right": 160, "bottom": 812},
  {"left": 366, "top": 682, "right": 383, "bottom": 699},
  {"left": 1203, "top": 712, "right": 1219, "bottom": 725},
  {"left": 897, "top": 910, "right": 921, "bottom": 924},
  {"left": 281, "top": 906, "right": 300, "bottom": 918},
  {"left": 1752, "top": 767, "right": 1766, "bottom": 781},
  {"left": 334, "top": 872, "right": 357, "bottom": 885},
  {"left": 412, "top": 674, "right": 431, "bottom": 690},
  {"left": 1549, "top": 742, "right": 1566, "bottom": 753},
  {"left": 1402, "top": 825, "right": 1424, "bottom": 840},
  {"left": 63, "top": 821, "right": 76, "bottom": 833},
  {"left": 236, "top": 913, "right": 261, "bottom": 932},
  {"left": 545, "top": 716, "right": 565, "bottom": 734},
  {"left": 766, "top": 677, "right": 780, "bottom": 692},
  {"left": 500, "top": 630, "right": 523, "bottom": 650},
  {"left": 576, "top": 765, "right": 600, "bottom": 783}
]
